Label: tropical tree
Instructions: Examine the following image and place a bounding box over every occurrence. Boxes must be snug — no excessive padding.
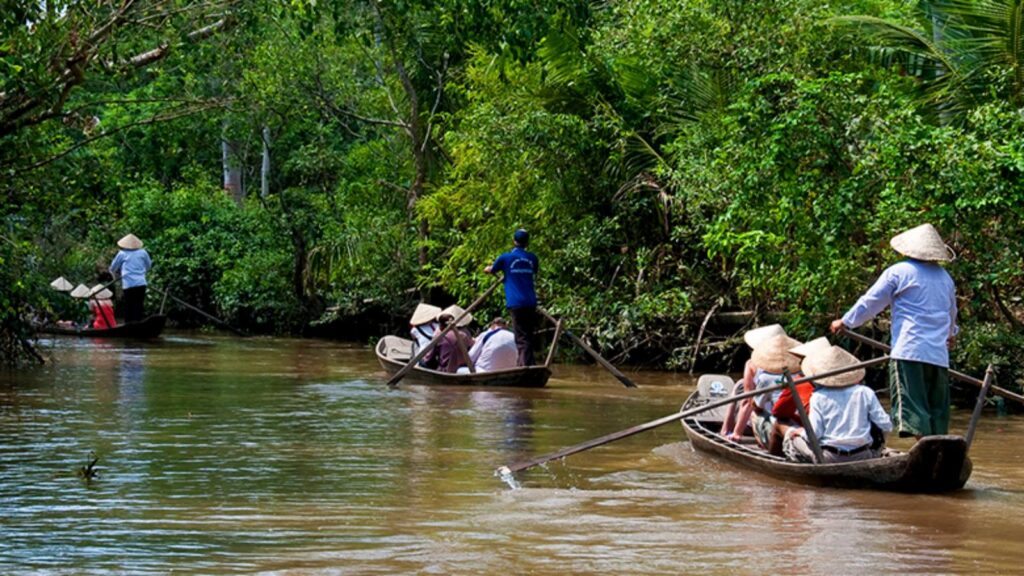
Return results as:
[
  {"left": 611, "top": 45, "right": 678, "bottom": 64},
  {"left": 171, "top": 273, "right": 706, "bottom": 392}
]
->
[{"left": 832, "top": 0, "right": 1024, "bottom": 117}]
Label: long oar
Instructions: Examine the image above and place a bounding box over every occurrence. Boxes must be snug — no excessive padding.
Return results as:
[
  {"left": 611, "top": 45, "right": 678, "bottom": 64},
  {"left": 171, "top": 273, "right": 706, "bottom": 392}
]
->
[
  {"left": 538, "top": 309, "right": 637, "bottom": 388},
  {"left": 150, "top": 286, "right": 250, "bottom": 337},
  {"left": 839, "top": 327, "right": 1024, "bottom": 405},
  {"left": 386, "top": 277, "right": 502, "bottom": 387},
  {"left": 497, "top": 355, "right": 891, "bottom": 475}
]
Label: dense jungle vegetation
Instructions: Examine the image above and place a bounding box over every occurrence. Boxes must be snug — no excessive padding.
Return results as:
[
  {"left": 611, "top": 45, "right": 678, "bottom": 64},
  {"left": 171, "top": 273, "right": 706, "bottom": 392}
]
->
[{"left": 2, "top": 1, "right": 1022, "bottom": 389}]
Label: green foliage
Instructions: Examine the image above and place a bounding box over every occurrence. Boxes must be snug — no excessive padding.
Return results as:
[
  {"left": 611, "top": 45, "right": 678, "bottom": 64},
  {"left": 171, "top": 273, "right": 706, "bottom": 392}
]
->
[{"left": 2, "top": 0, "right": 1022, "bottom": 376}]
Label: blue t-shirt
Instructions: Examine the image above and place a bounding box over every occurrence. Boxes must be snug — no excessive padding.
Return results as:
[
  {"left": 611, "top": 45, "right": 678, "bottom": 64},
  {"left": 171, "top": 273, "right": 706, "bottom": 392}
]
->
[{"left": 491, "top": 247, "right": 539, "bottom": 309}]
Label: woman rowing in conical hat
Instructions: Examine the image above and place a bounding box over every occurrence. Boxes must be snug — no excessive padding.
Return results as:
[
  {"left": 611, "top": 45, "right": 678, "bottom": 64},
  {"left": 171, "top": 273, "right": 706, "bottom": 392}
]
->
[
  {"left": 829, "top": 223, "right": 958, "bottom": 440},
  {"left": 109, "top": 234, "right": 152, "bottom": 324}
]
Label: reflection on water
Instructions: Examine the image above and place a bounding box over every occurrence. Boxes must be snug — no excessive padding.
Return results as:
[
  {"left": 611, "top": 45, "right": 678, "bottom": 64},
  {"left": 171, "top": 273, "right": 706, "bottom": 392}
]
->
[{"left": 1, "top": 334, "right": 1022, "bottom": 573}]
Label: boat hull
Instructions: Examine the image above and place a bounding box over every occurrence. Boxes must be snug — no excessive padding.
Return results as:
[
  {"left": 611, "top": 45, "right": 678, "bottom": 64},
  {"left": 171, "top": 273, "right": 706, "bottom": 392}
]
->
[
  {"left": 376, "top": 336, "right": 551, "bottom": 388},
  {"left": 37, "top": 315, "right": 167, "bottom": 339},
  {"left": 681, "top": 386, "right": 972, "bottom": 493}
]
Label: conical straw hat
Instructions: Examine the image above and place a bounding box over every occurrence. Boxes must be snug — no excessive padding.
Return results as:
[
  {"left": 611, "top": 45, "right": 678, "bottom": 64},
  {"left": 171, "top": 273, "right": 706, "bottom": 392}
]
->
[
  {"left": 50, "top": 277, "right": 74, "bottom": 291},
  {"left": 890, "top": 223, "right": 952, "bottom": 262},
  {"left": 117, "top": 233, "right": 144, "bottom": 250},
  {"left": 90, "top": 284, "right": 113, "bottom": 300},
  {"left": 70, "top": 284, "right": 91, "bottom": 298},
  {"left": 801, "top": 345, "right": 865, "bottom": 388},
  {"left": 410, "top": 303, "right": 443, "bottom": 326},
  {"left": 750, "top": 334, "right": 803, "bottom": 373},
  {"left": 441, "top": 304, "right": 473, "bottom": 327},
  {"left": 743, "top": 324, "right": 787, "bottom": 349},
  {"left": 790, "top": 336, "right": 831, "bottom": 358}
]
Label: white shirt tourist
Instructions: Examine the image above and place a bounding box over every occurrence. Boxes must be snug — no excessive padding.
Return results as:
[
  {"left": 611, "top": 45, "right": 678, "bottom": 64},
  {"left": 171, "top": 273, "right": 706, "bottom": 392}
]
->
[
  {"left": 468, "top": 327, "right": 518, "bottom": 372},
  {"left": 806, "top": 384, "right": 893, "bottom": 450}
]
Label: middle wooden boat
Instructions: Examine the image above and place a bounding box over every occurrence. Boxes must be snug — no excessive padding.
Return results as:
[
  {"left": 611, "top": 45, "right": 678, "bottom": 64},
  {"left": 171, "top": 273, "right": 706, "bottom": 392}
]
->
[
  {"left": 376, "top": 335, "right": 552, "bottom": 387},
  {"left": 679, "top": 375, "right": 972, "bottom": 493}
]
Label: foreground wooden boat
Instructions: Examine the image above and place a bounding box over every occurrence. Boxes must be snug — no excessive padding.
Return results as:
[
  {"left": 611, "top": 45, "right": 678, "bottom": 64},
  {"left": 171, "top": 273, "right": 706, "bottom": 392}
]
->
[
  {"left": 376, "top": 335, "right": 551, "bottom": 387},
  {"left": 680, "top": 375, "right": 972, "bottom": 493},
  {"left": 37, "top": 315, "right": 167, "bottom": 339}
]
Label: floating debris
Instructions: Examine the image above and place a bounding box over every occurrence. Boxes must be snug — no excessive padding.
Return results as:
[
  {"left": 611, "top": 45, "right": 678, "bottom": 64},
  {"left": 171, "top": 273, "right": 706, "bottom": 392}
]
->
[{"left": 76, "top": 451, "right": 99, "bottom": 482}]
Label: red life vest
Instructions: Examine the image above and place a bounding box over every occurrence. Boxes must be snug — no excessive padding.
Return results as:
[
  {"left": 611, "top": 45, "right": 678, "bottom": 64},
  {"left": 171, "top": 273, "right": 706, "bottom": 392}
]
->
[
  {"left": 771, "top": 381, "right": 814, "bottom": 424},
  {"left": 89, "top": 300, "right": 116, "bottom": 329}
]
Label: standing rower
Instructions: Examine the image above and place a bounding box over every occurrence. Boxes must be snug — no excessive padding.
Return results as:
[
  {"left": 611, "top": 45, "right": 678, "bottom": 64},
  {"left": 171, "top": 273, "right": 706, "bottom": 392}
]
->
[
  {"left": 830, "top": 223, "right": 958, "bottom": 439},
  {"left": 485, "top": 229, "right": 539, "bottom": 366},
  {"left": 109, "top": 234, "right": 152, "bottom": 324}
]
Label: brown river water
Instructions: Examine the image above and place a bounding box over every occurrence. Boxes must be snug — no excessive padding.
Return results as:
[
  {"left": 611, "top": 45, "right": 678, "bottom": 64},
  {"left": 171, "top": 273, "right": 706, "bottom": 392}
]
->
[{"left": 2, "top": 333, "right": 1023, "bottom": 574}]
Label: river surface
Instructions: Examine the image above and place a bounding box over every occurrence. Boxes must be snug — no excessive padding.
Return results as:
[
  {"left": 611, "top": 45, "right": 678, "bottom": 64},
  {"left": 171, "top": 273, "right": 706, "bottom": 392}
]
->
[{"left": 2, "top": 334, "right": 1023, "bottom": 574}]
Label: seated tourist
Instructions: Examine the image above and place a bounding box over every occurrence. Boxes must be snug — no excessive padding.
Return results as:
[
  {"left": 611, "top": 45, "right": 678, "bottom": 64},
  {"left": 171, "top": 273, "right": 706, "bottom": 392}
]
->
[
  {"left": 726, "top": 332, "right": 803, "bottom": 452},
  {"left": 784, "top": 345, "right": 892, "bottom": 463},
  {"left": 766, "top": 337, "right": 831, "bottom": 454},
  {"left": 409, "top": 303, "right": 442, "bottom": 367},
  {"left": 720, "top": 324, "right": 788, "bottom": 437},
  {"left": 87, "top": 285, "right": 116, "bottom": 330},
  {"left": 468, "top": 317, "right": 518, "bottom": 372},
  {"left": 424, "top": 313, "right": 476, "bottom": 373}
]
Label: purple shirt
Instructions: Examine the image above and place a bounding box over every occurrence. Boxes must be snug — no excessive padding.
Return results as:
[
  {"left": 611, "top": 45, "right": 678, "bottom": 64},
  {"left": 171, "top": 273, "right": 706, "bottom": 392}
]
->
[
  {"left": 842, "top": 260, "right": 958, "bottom": 367},
  {"left": 425, "top": 330, "right": 475, "bottom": 373}
]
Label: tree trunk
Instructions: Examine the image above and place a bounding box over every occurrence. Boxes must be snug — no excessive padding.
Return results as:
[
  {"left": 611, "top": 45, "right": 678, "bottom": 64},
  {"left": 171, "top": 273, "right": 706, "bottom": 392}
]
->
[
  {"left": 222, "top": 135, "right": 243, "bottom": 204},
  {"left": 261, "top": 126, "right": 270, "bottom": 199}
]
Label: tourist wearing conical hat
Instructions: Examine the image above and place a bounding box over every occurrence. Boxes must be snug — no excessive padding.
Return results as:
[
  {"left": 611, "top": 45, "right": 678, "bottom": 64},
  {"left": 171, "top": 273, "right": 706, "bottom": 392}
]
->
[
  {"left": 785, "top": 346, "right": 893, "bottom": 464},
  {"left": 86, "top": 284, "right": 116, "bottom": 330},
  {"left": 719, "top": 324, "right": 787, "bottom": 438},
  {"left": 409, "top": 303, "right": 442, "bottom": 369},
  {"left": 109, "top": 234, "right": 152, "bottom": 323},
  {"left": 767, "top": 337, "right": 833, "bottom": 448},
  {"left": 830, "top": 223, "right": 958, "bottom": 439},
  {"left": 726, "top": 332, "right": 804, "bottom": 453},
  {"left": 423, "top": 313, "right": 476, "bottom": 374}
]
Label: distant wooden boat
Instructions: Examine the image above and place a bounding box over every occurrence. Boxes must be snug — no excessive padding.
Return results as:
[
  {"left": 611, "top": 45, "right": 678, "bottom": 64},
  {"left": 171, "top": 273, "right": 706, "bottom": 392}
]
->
[
  {"left": 680, "top": 375, "right": 972, "bottom": 493},
  {"left": 37, "top": 315, "right": 167, "bottom": 339},
  {"left": 376, "top": 335, "right": 551, "bottom": 387}
]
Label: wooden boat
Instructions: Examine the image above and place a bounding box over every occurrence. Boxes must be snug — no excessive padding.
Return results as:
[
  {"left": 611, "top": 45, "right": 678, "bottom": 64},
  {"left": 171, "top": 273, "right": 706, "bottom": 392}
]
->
[
  {"left": 376, "top": 335, "right": 552, "bottom": 387},
  {"left": 37, "top": 315, "right": 167, "bottom": 339},
  {"left": 679, "top": 375, "right": 972, "bottom": 493}
]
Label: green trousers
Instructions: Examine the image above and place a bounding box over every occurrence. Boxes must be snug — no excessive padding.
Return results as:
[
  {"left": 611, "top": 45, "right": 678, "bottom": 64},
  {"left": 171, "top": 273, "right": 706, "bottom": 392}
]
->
[{"left": 889, "top": 359, "right": 950, "bottom": 437}]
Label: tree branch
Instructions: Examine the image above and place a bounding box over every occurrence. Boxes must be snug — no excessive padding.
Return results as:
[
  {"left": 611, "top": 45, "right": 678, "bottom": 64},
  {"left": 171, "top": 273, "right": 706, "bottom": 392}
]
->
[{"left": 11, "top": 100, "right": 227, "bottom": 175}]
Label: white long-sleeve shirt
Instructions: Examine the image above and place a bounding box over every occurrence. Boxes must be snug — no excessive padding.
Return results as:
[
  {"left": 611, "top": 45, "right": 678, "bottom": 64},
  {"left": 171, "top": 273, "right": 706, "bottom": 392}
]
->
[
  {"left": 807, "top": 385, "right": 893, "bottom": 450},
  {"left": 842, "top": 259, "right": 958, "bottom": 367},
  {"left": 468, "top": 328, "right": 517, "bottom": 372}
]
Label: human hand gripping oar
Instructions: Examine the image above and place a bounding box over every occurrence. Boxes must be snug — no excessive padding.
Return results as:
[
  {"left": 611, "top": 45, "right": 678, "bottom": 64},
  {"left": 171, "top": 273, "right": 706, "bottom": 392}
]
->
[
  {"left": 386, "top": 277, "right": 503, "bottom": 387},
  {"left": 496, "top": 355, "right": 891, "bottom": 476},
  {"left": 538, "top": 308, "right": 637, "bottom": 388},
  {"left": 838, "top": 327, "right": 1024, "bottom": 405}
]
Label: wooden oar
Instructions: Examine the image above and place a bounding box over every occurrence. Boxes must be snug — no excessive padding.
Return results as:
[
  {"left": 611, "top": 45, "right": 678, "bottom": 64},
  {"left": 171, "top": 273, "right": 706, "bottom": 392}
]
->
[
  {"left": 965, "top": 365, "right": 995, "bottom": 452},
  {"left": 497, "top": 355, "right": 891, "bottom": 475},
  {"left": 839, "top": 327, "right": 1024, "bottom": 405},
  {"left": 538, "top": 309, "right": 637, "bottom": 388},
  {"left": 386, "top": 277, "right": 502, "bottom": 387},
  {"left": 150, "top": 286, "right": 250, "bottom": 337}
]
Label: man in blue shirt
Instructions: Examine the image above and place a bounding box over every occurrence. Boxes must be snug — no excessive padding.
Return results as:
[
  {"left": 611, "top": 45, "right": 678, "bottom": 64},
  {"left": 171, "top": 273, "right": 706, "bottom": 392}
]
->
[
  {"left": 109, "top": 233, "right": 152, "bottom": 323},
  {"left": 485, "top": 229, "right": 539, "bottom": 366},
  {"left": 830, "top": 223, "right": 958, "bottom": 438}
]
